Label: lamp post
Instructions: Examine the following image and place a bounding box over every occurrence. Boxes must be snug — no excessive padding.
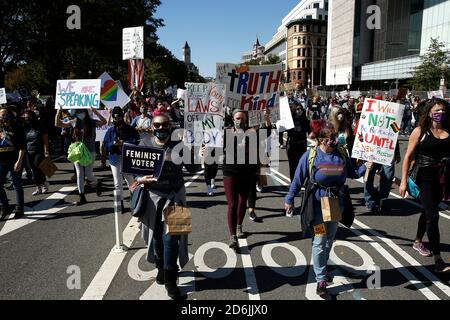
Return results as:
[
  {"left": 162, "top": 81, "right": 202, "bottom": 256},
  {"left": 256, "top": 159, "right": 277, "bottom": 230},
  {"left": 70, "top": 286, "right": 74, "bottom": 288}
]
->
[
  {"left": 347, "top": 72, "right": 351, "bottom": 93},
  {"left": 308, "top": 74, "right": 311, "bottom": 89},
  {"left": 440, "top": 62, "right": 448, "bottom": 92},
  {"left": 320, "top": 53, "right": 326, "bottom": 87},
  {"left": 307, "top": 38, "right": 315, "bottom": 88}
]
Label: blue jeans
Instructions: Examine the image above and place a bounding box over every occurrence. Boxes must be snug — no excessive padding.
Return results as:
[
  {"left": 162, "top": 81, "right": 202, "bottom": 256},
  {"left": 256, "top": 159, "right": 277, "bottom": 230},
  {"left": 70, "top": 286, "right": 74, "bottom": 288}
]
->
[
  {"left": 311, "top": 198, "right": 342, "bottom": 282},
  {"left": 153, "top": 202, "right": 180, "bottom": 271},
  {"left": 0, "top": 163, "right": 24, "bottom": 207},
  {"left": 401, "top": 115, "right": 412, "bottom": 134},
  {"left": 364, "top": 163, "right": 395, "bottom": 209}
]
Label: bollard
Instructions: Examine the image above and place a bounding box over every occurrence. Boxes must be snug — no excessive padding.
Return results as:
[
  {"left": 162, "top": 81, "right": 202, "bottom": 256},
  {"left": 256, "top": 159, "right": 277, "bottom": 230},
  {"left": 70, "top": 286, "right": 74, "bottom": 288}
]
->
[{"left": 112, "top": 190, "right": 128, "bottom": 253}]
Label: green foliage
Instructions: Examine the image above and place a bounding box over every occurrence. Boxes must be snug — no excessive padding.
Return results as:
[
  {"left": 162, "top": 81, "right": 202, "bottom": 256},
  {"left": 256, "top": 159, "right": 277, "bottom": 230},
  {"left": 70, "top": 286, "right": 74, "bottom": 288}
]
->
[
  {"left": 245, "top": 54, "right": 281, "bottom": 66},
  {"left": 411, "top": 38, "right": 450, "bottom": 91}
]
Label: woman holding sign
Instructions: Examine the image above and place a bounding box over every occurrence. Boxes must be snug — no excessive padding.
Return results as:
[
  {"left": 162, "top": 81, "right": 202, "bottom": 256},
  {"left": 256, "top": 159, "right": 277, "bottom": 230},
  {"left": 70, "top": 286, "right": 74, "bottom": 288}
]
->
[
  {"left": 400, "top": 98, "right": 450, "bottom": 273},
  {"left": 132, "top": 113, "right": 191, "bottom": 300},
  {"left": 284, "top": 121, "right": 371, "bottom": 299},
  {"left": 55, "top": 107, "right": 107, "bottom": 205}
]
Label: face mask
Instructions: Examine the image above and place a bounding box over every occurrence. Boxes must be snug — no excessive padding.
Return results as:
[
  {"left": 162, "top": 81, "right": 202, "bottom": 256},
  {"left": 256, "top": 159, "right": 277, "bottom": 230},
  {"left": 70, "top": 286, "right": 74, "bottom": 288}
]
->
[
  {"left": 34, "top": 110, "right": 40, "bottom": 117},
  {"left": 432, "top": 112, "right": 446, "bottom": 123},
  {"left": 77, "top": 113, "right": 86, "bottom": 121},
  {"left": 295, "top": 109, "right": 303, "bottom": 118},
  {"left": 337, "top": 114, "right": 344, "bottom": 122},
  {"left": 324, "top": 136, "right": 339, "bottom": 148},
  {"left": 234, "top": 119, "right": 246, "bottom": 130},
  {"left": 154, "top": 128, "right": 170, "bottom": 140},
  {"left": 140, "top": 108, "right": 146, "bottom": 114}
]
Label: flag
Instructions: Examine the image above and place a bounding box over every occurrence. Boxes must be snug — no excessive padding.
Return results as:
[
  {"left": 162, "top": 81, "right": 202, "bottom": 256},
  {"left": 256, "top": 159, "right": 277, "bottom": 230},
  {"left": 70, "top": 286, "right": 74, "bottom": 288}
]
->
[
  {"left": 128, "top": 59, "right": 144, "bottom": 92},
  {"left": 390, "top": 122, "right": 400, "bottom": 133}
]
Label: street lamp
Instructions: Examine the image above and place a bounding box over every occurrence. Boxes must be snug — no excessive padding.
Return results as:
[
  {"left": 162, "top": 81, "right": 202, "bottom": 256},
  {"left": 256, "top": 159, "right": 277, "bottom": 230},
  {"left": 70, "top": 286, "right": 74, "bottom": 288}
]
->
[
  {"left": 308, "top": 75, "right": 311, "bottom": 89},
  {"left": 347, "top": 72, "right": 351, "bottom": 93},
  {"left": 441, "top": 62, "right": 448, "bottom": 91},
  {"left": 320, "top": 53, "right": 326, "bottom": 87},
  {"left": 306, "top": 38, "right": 315, "bottom": 88}
]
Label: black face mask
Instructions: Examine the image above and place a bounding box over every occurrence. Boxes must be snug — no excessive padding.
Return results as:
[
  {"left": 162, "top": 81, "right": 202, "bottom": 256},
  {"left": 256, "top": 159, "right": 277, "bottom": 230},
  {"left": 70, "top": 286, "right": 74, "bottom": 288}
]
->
[{"left": 154, "top": 128, "right": 170, "bottom": 140}]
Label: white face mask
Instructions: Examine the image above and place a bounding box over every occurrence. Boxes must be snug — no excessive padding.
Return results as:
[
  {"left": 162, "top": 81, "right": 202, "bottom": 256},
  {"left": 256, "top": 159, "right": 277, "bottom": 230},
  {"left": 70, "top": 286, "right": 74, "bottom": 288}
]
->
[
  {"left": 77, "top": 113, "right": 86, "bottom": 121},
  {"left": 337, "top": 114, "right": 344, "bottom": 121}
]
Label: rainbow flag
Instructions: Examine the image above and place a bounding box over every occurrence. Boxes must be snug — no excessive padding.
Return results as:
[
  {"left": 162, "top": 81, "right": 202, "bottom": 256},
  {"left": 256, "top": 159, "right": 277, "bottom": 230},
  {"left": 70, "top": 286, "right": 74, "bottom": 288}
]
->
[{"left": 391, "top": 122, "right": 400, "bottom": 133}]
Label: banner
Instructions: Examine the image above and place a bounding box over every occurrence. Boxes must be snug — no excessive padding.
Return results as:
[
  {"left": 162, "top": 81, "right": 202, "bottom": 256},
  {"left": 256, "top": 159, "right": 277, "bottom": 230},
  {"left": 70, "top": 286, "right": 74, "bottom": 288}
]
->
[
  {"left": 184, "top": 82, "right": 226, "bottom": 147},
  {"left": 93, "top": 110, "right": 111, "bottom": 142},
  {"left": 0, "top": 88, "right": 6, "bottom": 104},
  {"left": 352, "top": 99, "right": 405, "bottom": 166},
  {"left": 428, "top": 90, "right": 444, "bottom": 99},
  {"left": 55, "top": 79, "right": 101, "bottom": 109},
  {"left": 99, "top": 72, "right": 131, "bottom": 109},
  {"left": 216, "top": 63, "right": 282, "bottom": 126},
  {"left": 121, "top": 143, "right": 165, "bottom": 179},
  {"left": 123, "top": 26, "right": 144, "bottom": 60},
  {"left": 128, "top": 59, "right": 144, "bottom": 92},
  {"left": 276, "top": 97, "right": 295, "bottom": 133}
]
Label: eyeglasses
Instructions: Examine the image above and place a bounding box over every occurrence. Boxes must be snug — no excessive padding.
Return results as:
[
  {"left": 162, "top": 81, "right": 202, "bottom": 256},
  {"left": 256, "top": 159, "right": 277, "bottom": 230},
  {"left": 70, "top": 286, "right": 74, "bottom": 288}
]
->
[{"left": 153, "top": 122, "right": 169, "bottom": 129}]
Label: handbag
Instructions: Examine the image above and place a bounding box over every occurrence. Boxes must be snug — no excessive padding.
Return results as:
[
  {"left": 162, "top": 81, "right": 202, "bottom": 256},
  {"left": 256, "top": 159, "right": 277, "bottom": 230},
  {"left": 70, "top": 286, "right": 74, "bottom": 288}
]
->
[
  {"left": 67, "top": 141, "right": 93, "bottom": 166},
  {"left": 407, "top": 164, "right": 420, "bottom": 200},
  {"left": 321, "top": 187, "right": 342, "bottom": 222},
  {"left": 164, "top": 202, "right": 192, "bottom": 235},
  {"left": 38, "top": 157, "right": 58, "bottom": 178},
  {"left": 130, "top": 185, "right": 148, "bottom": 218}
]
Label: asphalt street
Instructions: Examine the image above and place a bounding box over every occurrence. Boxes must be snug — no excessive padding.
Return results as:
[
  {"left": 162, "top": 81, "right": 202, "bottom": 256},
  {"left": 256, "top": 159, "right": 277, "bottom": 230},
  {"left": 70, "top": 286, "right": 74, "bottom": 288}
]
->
[{"left": 1, "top": 135, "right": 450, "bottom": 300}]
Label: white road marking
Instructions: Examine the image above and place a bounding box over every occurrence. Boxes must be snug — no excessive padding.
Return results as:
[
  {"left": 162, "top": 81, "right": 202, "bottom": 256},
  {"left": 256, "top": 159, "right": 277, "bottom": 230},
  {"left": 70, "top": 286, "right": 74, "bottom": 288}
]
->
[
  {"left": 269, "top": 173, "right": 288, "bottom": 187},
  {"left": 81, "top": 172, "right": 203, "bottom": 300},
  {"left": 270, "top": 169, "right": 291, "bottom": 184},
  {"left": 0, "top": 187, "right": 77, "bottom": 237},
  {"left": 238, "top": 238, "right": 261, "bottom": 300},
  {"left": 261, "top": 242, "right": 307, "bottom": 277},
  {"left": 139, "top": 269, "right": 196, "bottom": 300}
]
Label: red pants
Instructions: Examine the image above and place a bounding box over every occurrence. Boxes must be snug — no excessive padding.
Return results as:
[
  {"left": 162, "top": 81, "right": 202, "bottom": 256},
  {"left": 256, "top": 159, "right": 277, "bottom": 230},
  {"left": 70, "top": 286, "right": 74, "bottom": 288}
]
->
[{"left": 223, "top": 175, "right": 252, "bottom": 236}]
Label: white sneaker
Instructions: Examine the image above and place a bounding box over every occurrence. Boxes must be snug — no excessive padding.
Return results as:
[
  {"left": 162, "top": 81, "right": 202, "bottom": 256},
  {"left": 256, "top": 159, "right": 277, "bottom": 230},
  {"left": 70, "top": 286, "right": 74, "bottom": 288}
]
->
[
  {"left": 211, "top": 179, "right": 216, "bottom": 189},
  {"left": 207, "top": 185, "right": 214, "bottom": 196},
  {"left": 42, "top": 182, "right": 49, "bottom": 193},
  {"left": 32, "top": 186, "right": 42, "bottom": 196},
  {"left": 256, "top": 184, "right": 262, "bottom": 193}
]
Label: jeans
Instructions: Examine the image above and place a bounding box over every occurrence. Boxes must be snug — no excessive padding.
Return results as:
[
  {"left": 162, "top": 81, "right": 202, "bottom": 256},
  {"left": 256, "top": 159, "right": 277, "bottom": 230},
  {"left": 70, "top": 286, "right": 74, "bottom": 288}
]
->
[
  {"left": 74, "top": 152, "right": 97, "bottom": 194},
  {"left": 0, "top": 163, "right": 25, "bottom": 207},
  {"left": 401, "top": 115, "right": 412, "bottom": 134},
  {"left": 28, "top": 152, "right": 46, "bottom": 186},
  {"left": 153, "top": 200, "right": 180, "bottom": 271},
  {"left": 311, "top": 199, "right": 342, "bottom": 282},
  {"left": 110, "top": 157, "right": 133, "bottom": 195},
  {"left": 364, "top": 163, "right": 395, "bottom": 209}
]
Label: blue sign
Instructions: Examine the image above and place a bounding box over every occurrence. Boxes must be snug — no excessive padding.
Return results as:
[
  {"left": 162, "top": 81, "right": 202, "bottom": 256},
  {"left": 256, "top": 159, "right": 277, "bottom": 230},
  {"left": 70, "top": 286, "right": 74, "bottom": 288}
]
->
[{"left": 121, "top": 143, "right": 165, "bottom": 179}]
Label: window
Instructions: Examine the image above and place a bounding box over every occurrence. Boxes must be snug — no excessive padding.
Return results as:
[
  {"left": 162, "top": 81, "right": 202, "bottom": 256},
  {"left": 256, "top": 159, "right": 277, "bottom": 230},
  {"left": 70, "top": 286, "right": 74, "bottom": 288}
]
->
[
  {"left": 303, "top": 25, "right": 307, "bottom": 32},
  {"left": 306, "top": 15, "right": 312, "bottom": 20},
  {"left": 325, "top": 15, "right": 328, "bottom": 21},
  {"left": 297, "top": 60, "right": 301, "bottom": 68},
  {"left": 297, "top": 49, "right": 301, "bottom": 57},
  {"left": 298, "top": 72, "right": 302, "bottom": 80},
  {"left": 294, "top": 26, "right": 297, "bottom": 33},
  {"left": 319, "top": 14, "right": 322, "bottom": 20},
  {"left": 313, "top": 2, "right": 319, "bottom": 8},
  {"left": 325, "top": 1, "right": 328, "bottom": 10},
  {"left": 292, "top": 72, "right": 296, "bottom": 80},
  {"left": 317, "top": 38, "right": 321, "bottom": 46}
]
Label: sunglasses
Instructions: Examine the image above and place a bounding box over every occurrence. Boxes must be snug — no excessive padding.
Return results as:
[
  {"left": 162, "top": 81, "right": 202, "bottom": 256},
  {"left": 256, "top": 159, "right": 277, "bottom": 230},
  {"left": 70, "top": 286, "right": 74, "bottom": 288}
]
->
[{"left": 153, "top": 122, "right": 169, "bottom": 129}]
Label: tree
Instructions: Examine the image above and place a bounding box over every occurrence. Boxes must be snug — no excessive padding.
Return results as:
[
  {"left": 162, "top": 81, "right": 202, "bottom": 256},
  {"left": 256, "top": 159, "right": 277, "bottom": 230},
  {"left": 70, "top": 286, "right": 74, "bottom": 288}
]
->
[
  {"left": 245, "top": 54, "right": 281, "bottom": 66},
  {"left": 411, "top": 38, "right": 450, "bottom": 91}
]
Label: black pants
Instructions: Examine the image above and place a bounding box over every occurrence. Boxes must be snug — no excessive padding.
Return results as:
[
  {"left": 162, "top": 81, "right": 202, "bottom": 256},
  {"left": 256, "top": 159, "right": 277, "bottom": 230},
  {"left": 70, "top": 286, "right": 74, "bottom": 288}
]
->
[
  {"left": 287, "top": 141, "right": 307, "bottom": 182},
  {"left": 417, "top": 170, "right": 442, "bottom": 255},
  {"left": 28, "top": 152, "right": 46, "bottom": 186},
  {"left": 204, "top": 163, "right": 218, "bottom": 186}
]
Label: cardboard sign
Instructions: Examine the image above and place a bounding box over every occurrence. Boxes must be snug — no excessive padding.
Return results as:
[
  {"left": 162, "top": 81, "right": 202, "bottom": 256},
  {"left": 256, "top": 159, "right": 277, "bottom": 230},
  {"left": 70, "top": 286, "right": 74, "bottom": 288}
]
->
[
  {"left": 123, "top": 26, "right": 144, "bottom": 60},
  {"left": 55, "top": 79, "right": 101, "bottom": 109},
  {"left": 184, "top": 82, "right": 226, "bottom": 147},
  {"left": 352, "top": 99, "right": 405, "bottom": 166},
  {"left": 428, "top": 90, "right": 444, "bottom": 99},
  {"left": 99, "top": 72, "right": 131, "bottom": 109},
  {"left": 177, "top": 89, "right": 186, "bottom": 100},
  {"left": 216, "top": 63, "right": 282, "bottom": 126},
  {"left": 0, "top": 88, "right": 6, "bottom": 104},
  {"left": 276, "top": 97, "right": 295, "bottom": 133},
  {"left": 93, "top": 110, "right": 111, "bottom": 142},
  {"left": 121, "top": 143, "right": 165, "bottom": 179}
]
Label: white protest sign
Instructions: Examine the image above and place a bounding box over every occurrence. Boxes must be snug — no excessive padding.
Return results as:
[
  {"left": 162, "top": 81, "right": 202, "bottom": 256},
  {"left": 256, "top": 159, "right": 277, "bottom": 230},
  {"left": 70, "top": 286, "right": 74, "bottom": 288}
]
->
[
  {"left": 184, "top": 82, "right": 226, "bottom": 147},
  {"left": 99, "top": 72, "right": 131, "bottom": 109},
  {"left": 352, "top": 99, "right": 405, "bottom": 166},
  {"left": 0, "top": 88, "right": 6, "bottom": 104},
  {"left": 276, "top": 97, "right": 295, "bottom": 133},
  {"left": 123, "top": 26, "right": 144, "bottom": 60},
  {"left": 428, "top": 90, "right": 444, "bottom": 99},
  {"left": 216, "top": 63, "right": 282, "bottom": 127},
  {"left": 55, "top": 79, "right": 101, "bottom": 109},
  {"left": 177, "top": 89, "right": 186, "bottom": 99},
  {"left": 93, "top": 110, "right": 111, "bottom": 142}
]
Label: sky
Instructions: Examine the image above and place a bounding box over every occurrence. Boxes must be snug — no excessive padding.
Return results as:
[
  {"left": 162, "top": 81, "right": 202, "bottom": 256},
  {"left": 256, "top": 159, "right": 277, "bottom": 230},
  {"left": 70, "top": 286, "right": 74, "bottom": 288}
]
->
[{"left": 155, "top": 0, "right": 300, "bottom": 78}]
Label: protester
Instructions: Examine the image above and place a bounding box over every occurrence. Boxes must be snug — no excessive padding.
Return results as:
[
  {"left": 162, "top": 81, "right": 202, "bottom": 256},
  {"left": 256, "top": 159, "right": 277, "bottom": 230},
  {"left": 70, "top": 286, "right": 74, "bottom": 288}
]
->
[
  {"left": 22, "top": 110, "right": 50, "bottom": 196},
  {"left": 133, "top": 113, "right": 191, "bottom": 300},
  {"left": 131, "top": 102, "right": 152, "bottom": 139},
  {"left": 284, "top": 120, "right": 371, "bottom": 298},
  {"left": 0, "top": 107, "right": 26, "bottom": 220},
  {"left": 55, "top": 108, "right": 106, "bottom": 205},
  {"left": 200, "top": 145, "right": 218, "bottom": 196},
  {"left": 400, "top": 98, "right": 450, "bottom": 273}
]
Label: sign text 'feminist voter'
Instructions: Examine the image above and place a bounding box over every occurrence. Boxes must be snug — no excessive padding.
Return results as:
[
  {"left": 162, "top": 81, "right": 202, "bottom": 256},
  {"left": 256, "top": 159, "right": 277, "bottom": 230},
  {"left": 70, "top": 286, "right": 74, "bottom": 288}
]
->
[
  {"left": 55, "top": 79, "right": 101, "bottom": 109},
  {"left": 121, "top": 144, "right": 165, "bottom": 179}
]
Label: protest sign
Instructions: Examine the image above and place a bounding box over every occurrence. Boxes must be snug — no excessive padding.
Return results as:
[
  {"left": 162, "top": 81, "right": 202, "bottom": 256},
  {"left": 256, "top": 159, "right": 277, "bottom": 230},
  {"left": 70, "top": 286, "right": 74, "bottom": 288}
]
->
[
  {"left": 276, "top": 97, "right": 295, "bottom": 133},
  {"left": 216, "top": 63, "right": 282, "bottom": 126},
  {"left": 93, "top": 110, "right": 111, "bottom": 142},
  {"left": 352, "top": 99, "right": 405, "bottom": 166},
  {"left": 121, "top": 143, "right": 165, "bottom": 179},
  {"left": 184, "top": 82, "right": 226, "bottom": 147},
  {"left": 55, "top": 79, "right": 101, "bottom": 109},
  {"left": 123, "top": 26, "right": 144, "bottom": 60},
  {"left": 0, "top": 88, "right": 6, "bottom": 104},
  {"left": 99, "top": 72, "right": 130, "bottom": 109},
  {"left": 177, "top": 89, "right": 186, "bottom": 100},
  {"left": 428, "top": 90, "right": 444, "bottom": 99}
]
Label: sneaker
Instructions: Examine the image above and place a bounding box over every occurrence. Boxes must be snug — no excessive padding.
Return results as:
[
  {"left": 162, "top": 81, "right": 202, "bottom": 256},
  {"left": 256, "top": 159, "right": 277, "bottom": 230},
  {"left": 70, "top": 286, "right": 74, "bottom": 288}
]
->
[
  {"left": 32, "top": 186, "right": 42, "bottom": 196},
  {"left": 413, "top": 242, "right": 432, "bottom": 257},
  {"left": 366, "top": 205, "right": 379, "bottom": 213},
  {"left": 229, "top": 236, "right": 239, "bottom": 251},
  {"left": 316, "top": 280, "right": 329, "bottom": 297},
  {"left": 325, "top": 274, "right": 334, "bottom": 284},
  {"left": 207, "top": 185, "right": 214, "bottom": 196},
  {"left": 249, "top": 212, "right": 261, "bottom": 222},
  {"left": 0, "top": 205, "right": 9, "bottom": 221},
  {"left": 96, "top": 180, "right": 103, "bottom": 197},
  {"left": 434, "top": 259, "right": 450, "bottom": 273},
  {"left": 76, "top": 194, "right": 87, "bottom": 206},
  {"left": 70, "top": 174, "right": 77, "bottom": 182},
  {"left": 12, "top": 206, "right": 25, "bottom": 219},
  {"left": 211, "top": 179, "right": 216, "bottom": 189},
  {"left": 41, "top": 181, "right": 49, "bottom": 194},
  {"left": 236, "top": 226, "right": 246, "bottom": 239},
  {"left": 256, "top": 184, "right": 262, "bottom": 193}
]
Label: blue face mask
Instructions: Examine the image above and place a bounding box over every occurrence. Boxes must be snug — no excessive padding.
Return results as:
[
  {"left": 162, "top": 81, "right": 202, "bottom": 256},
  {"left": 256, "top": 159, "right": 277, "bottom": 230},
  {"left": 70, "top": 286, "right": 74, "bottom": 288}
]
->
[{"left": 154, "top": 128, "right": 170, "bottom": 140}]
